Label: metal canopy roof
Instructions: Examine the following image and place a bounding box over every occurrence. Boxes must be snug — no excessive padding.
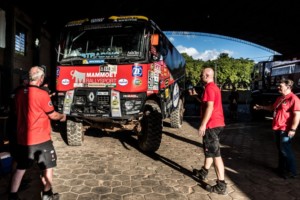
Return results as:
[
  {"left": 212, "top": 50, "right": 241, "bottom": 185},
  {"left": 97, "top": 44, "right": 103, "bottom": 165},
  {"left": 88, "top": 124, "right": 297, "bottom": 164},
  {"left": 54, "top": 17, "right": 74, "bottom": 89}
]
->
[{"left": 10, "top": 0, "right": 300, "bottom": 59}]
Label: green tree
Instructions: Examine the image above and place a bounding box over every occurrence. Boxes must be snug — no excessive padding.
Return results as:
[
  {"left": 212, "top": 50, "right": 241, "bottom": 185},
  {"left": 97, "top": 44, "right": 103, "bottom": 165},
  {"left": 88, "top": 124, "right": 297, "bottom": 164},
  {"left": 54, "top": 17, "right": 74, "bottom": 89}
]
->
[
  {"left": 183, "top": 52, "right": 255, "bottom": 89},
  {"left": 182, "top": 53, "right": 204, "bottom": 86}
]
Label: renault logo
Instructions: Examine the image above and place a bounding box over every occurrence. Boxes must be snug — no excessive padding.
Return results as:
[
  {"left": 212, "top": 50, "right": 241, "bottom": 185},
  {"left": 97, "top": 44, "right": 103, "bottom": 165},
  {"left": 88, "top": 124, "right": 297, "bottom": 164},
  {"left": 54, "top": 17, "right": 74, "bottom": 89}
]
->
[{"left": 88, "top": 92, "right": 95, "bottom": 101}]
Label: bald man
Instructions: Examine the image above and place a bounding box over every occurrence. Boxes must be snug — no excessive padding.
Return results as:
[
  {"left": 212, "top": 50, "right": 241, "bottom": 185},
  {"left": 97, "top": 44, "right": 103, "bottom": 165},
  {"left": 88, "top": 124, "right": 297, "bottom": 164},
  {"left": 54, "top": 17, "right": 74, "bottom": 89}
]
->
[
  {"left": 9, "top": 66, "right": 66, "bottom": 200},
  {"left": 193, "top": 67, "right": 227, "bottom": 194}
]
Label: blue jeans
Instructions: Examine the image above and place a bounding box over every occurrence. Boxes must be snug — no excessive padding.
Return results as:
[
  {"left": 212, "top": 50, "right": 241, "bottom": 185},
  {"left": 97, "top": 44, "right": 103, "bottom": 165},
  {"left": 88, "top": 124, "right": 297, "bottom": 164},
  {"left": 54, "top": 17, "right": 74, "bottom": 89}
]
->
[{"left": 274, "top": 130, "right": 297, "bottom": 175}]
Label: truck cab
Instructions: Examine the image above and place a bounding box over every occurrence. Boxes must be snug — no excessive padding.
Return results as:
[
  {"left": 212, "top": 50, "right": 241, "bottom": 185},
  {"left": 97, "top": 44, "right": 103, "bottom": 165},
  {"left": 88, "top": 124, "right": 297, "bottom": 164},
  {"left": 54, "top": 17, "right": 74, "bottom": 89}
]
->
[{"left": 54, "top": 16, "right": 186, "bottom": 152}]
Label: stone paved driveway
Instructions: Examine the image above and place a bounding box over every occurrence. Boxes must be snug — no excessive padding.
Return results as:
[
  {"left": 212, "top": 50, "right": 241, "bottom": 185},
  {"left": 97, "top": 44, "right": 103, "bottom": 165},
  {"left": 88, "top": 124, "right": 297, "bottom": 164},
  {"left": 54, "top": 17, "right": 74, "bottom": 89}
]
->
[{"left": 1, "top": 105, "right": 300, "bottom": 200}]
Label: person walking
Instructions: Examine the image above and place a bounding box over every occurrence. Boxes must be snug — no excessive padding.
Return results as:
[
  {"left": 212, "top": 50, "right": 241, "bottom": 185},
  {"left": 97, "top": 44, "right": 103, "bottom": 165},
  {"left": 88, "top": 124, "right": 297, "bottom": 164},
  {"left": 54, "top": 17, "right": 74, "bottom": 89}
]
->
[
  {"left": 228, "top": 86, "right": 239, "bottom": 121},
  {"left": 8, "top": 66, "right": 66, "bottom": 200},
  {"left": 254, "top": 78, "right": 300, "bottom": 179},
  {"left": 192, "top": 67, "right": 227, "bottom": 195}
]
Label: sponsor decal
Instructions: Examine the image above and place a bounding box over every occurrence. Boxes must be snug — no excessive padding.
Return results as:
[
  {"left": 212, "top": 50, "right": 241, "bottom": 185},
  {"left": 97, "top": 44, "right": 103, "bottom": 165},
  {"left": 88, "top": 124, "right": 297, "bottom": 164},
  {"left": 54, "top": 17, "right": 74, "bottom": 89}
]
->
[
  {"left": 133, "top": 79, "right": 142, "bottom": 86},
  {"left": 153, "top": 63, "right": 161, "bottom": 73},
  {"left": 56, "top": 67, "right": 60, "bottom": 77},
  {"left": 123, "top": 94, "right": 139, "bottom": 98},
  {"left": 165, "top": 88, "right": 170, "bottom": 98},
  {"left": 118, "top": 79, "right": 128, "bottom": 86},
  {"left": 74, "top": 83, "right": 84, "bottom": 87},
  {"left": 87, "top": 83, "right": 102, "bottom": 87},
  {"left": 86, "top": 72, "right": 116, "bottom": 78},
  {"left": 165, "top": 79, "right": 169, "bottom": 86},
  {"left": 111, "top": 90, "right": 121, "bottom": 117},
  {"left": 172, "top": 83, "right": 180, "bottom": 108},
  {"left": 67, "top": 65, "right": 118, "bottom": 88},
  {"left": 97, "top": 91, "right": 109, "bottom": 95},
  {"left": 127, "top": 51, "right": 140, "bottom": 56},
  {"left": 147, "top": 91, "right": 154, "bottom": 95},
  {"left": 62, "top": 79, "right": 70, "bottom": 85},
  {"left": 132, "top": 65, "right": 142, "bottom": 77},
  {"left": 83, "top": 59, "right": 105, "bottom": 64},
  {"left": 71, "top": 70, "right": 86, "bottom": 82}
]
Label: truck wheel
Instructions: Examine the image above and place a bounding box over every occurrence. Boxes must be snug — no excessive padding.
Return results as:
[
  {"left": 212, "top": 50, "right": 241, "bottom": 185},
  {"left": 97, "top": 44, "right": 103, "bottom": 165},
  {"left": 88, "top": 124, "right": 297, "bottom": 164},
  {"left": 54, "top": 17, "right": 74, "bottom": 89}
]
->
[
  {"left": 170, "top": 99, "right": 184, "bottom": 128},
  {"left": 138, "top": 100, "right": 163, "bottom": 152},
  {"left": 66, "top": 120, "right": 84, "bottom": 146}
]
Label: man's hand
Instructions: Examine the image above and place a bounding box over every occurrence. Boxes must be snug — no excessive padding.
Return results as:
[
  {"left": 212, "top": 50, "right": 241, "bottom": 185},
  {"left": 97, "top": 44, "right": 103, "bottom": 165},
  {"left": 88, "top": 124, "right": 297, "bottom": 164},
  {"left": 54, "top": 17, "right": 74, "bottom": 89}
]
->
[
  {"left": 189, "top": 88, "right": 198, "bottom": 96},
  {"left": 198, "top": 125, "right": 206, "bottom": 137},
  {"left": 60, "top": 113, "right": 67, "bottom": 122},
  {"left": 253, "top": 104, "right": 262, "bottom": 110}
]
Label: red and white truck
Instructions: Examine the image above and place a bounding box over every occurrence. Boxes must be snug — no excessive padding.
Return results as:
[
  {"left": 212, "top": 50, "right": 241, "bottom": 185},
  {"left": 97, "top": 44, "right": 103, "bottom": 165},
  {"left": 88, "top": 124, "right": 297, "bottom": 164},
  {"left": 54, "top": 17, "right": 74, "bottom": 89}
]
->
[{"left": 55, "top": 15, "right": 186, "bottom": 152}]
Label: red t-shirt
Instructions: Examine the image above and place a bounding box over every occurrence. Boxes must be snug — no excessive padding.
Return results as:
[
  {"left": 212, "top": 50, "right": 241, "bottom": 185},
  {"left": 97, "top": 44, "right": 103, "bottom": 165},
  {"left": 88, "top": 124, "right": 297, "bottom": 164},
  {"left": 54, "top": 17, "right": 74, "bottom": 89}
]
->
[
  {"left": 272, "top": 92, "right": 300, "bottom": 131},
  {"left": 201, "top": 82, "right": 225, "bottom": 128},
  {"left": 15, "top": 85, "right": 55, "bottom": 145}
]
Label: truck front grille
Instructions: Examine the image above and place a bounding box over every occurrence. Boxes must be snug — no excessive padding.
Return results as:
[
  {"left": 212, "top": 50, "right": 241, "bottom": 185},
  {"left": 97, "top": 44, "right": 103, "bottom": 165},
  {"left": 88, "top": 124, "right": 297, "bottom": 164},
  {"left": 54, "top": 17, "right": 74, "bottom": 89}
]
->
[{"left": 72, "top": 89, "right": 110, "bottom": 116}]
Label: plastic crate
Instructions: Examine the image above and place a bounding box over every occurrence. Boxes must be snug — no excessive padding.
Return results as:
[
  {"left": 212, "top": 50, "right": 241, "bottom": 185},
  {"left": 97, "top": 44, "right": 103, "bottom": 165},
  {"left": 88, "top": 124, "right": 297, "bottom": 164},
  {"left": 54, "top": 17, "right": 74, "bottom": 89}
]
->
[{"left": 0, "top": 152, "right": 12, "bottom": 175}]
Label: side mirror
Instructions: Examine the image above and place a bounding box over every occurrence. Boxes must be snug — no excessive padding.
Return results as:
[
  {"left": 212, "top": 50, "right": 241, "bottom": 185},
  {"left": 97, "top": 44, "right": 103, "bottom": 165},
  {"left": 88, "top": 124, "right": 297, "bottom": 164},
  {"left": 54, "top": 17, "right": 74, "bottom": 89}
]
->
[{"left": 151, "top": 34, "right": 159, "bottom": 46}]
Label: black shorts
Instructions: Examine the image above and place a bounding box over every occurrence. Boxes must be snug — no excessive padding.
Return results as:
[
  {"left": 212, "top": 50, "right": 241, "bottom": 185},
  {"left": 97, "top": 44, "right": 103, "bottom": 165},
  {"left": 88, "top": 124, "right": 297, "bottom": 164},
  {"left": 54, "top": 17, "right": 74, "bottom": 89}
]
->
[
  {"left": 203, "top": 127, "right": 224, "bottom": 157},
  {"left": 16, "top": 140, "right": 57, "bottom": 170}
]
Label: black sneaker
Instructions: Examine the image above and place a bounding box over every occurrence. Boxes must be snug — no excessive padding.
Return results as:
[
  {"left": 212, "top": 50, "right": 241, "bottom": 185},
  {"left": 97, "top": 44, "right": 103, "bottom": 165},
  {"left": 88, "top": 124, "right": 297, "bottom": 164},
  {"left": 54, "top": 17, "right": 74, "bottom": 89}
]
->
[
  {"left": 193, "top": 167, "right": 208, "bottom": 180},
  {"left": 42, "top": 193, "right": 60, "bottom": 200},
  {"left": 206, "top": 180, "right": 227, "bottom": 195},
  {"left": 283, "top": 172, "right": 299, "bottom": 179},
  {"left": 8, "top": 193, "right": 21, "bottom": 200}
]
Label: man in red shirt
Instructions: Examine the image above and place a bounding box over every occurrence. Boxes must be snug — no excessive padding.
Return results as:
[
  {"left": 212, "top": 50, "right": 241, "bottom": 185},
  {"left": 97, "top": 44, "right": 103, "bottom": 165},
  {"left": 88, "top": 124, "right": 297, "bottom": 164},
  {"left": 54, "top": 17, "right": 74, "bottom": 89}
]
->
[
  {"left": 254, "top": 78, "right": 300, "bottom": 178},
  {"left": 9, "top": 66, "right": 66, "bottom": 200},
  {"left": 192, "top": 67, "right": 227, "bottom": 195}
]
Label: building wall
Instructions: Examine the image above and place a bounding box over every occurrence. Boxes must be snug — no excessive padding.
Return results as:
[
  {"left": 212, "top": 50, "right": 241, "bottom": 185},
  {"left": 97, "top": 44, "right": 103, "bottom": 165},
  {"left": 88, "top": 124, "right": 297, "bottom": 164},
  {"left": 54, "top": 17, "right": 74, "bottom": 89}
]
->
[
  {"left": 39, "top": 28, "right": 52, "bottom": 77},
  {"left": 0, "top": 2, "right": 52, "bottom": 108},
  {"left": 12, "top": 8, "right": 34, "bottom": 90}
]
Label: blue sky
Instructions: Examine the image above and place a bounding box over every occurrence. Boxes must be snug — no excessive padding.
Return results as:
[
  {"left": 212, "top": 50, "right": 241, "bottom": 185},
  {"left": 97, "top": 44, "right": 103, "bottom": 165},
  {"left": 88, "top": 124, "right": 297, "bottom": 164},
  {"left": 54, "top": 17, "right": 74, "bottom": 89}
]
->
[{"left": 165, "top": 32, "right": 279, "bottom": 63}]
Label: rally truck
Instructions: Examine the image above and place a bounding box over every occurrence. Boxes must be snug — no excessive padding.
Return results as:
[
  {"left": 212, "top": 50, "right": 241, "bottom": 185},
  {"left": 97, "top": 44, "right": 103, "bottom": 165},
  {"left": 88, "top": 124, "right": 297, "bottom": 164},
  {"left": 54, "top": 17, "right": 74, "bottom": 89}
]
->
[{"left": 55, "top": 15, "right": 186, "bottom": 152}]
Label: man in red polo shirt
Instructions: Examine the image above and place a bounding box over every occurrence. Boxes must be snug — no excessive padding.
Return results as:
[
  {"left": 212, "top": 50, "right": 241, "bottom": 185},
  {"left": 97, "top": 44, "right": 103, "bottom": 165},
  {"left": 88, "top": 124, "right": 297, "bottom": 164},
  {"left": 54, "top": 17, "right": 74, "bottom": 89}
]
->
[
  {"left": 254, "top": 78, "right": 300, "bottom": 179},
  {"left": 192, "top": 67, "right": 227, "bottom": 195},
  {"left": 9, "top": 66, "right": 66, "bottom": 200}
]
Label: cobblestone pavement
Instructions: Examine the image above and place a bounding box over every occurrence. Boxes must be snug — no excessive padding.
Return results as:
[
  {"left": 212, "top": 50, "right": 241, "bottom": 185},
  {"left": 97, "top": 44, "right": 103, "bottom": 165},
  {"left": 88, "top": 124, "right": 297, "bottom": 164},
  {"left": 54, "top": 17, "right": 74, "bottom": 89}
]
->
[{"left": 1, "top": 104, "right": 300, "bottom": 200}]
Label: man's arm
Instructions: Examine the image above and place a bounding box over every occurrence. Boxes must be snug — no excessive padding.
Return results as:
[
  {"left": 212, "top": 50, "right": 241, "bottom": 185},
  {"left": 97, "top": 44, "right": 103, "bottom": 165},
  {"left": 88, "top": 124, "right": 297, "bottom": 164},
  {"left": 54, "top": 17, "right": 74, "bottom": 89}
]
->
[
  {"left": 198, "top": 101, "right": 214, "bottom": 136},
  {"left": 48, "top": 111, "right": 66, "bottom": 122},
  {"left": 288, "top": 111, "right": 300, "bottom": 137},
  {"left": 253, "top": 104, "right": 273, "bottom": 111}
]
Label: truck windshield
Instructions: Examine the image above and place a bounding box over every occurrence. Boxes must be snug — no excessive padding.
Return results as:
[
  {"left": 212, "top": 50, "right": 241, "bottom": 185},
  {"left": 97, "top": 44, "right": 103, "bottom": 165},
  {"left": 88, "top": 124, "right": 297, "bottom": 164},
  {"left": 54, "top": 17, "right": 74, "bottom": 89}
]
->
[{"left": 59, "top": 23, "right": 147, "bottom": 64}]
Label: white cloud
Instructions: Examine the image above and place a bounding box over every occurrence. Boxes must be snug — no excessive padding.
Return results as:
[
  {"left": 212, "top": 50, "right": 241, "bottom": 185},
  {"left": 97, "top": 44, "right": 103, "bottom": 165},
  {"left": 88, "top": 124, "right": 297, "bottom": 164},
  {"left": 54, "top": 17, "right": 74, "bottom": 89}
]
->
[
  {"left": 168, "top": 36, "right": 175, "bottom": 42},
  {"left": 176, "top": 45, "right": 233, "bottom": 61}
]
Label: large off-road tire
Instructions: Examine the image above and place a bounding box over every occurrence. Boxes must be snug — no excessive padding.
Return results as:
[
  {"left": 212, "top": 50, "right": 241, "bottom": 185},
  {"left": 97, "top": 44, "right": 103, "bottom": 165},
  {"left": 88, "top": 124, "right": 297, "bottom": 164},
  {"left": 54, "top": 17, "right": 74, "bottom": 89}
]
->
[
  {"left": 66, "top": 120, "right": 84, "bottom": 146},
  {"left": 170, "top": 99, "right": 184, "bottom": 128},
  {"left": 138, "top": 100, "right": 163, "bottom": 152}
]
